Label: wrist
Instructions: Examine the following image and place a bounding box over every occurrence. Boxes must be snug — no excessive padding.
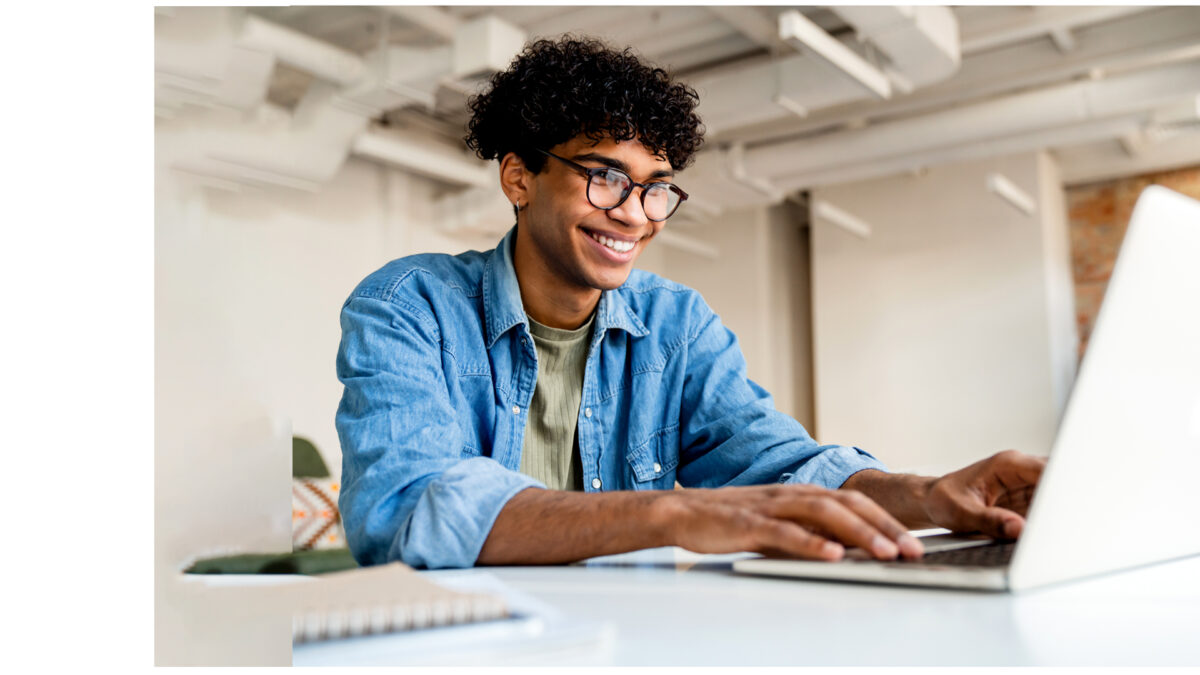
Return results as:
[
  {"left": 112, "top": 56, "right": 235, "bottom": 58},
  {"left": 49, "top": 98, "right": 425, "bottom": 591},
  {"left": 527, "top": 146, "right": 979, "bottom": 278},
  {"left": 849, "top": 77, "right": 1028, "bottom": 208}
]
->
[
  {"left": 842, "top": 469, "right": 937, "bottom": 529},
  {"left": 646, "top": 490, "right": 687, "bottom": 548}
]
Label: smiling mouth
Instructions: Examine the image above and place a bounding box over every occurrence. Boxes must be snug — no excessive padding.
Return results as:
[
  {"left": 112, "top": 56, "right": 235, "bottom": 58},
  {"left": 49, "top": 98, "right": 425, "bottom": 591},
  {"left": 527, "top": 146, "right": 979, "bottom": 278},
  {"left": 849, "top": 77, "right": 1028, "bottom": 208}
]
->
[{"left": 584, "top": 229, "right": 638, "bottom": 253}]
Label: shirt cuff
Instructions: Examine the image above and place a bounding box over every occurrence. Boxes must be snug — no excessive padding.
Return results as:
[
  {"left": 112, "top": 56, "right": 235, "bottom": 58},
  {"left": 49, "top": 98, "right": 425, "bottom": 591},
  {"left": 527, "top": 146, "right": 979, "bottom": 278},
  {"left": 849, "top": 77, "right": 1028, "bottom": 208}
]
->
[
  {"left": 394, "top": 457, "right": 545, "bottom": 569},
  {"left": 778, "top": 445, "right": 889, "bottom": 489}
]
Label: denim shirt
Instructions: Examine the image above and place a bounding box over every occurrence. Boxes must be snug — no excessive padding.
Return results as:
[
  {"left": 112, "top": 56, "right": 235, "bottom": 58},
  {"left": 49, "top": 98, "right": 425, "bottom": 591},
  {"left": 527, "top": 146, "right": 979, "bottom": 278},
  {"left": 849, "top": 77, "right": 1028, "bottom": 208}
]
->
[{"left": 335, "top": 227, "right": 887, "bottom": 569}]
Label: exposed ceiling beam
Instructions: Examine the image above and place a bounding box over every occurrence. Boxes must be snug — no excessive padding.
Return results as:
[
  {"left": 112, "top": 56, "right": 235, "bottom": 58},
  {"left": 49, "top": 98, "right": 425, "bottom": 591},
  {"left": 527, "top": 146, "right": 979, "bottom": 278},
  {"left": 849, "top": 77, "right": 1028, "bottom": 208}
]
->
[
  {"left": 778, "top": 10, "right": 892, "bottom": 99},
  {"left": 748, "top": 59, "right": 1200, "bottom": 185},
  {"left": 777, "top": 116, "right": 1145, "bottom": 191},
  {"left": 706, "top": 6, "right": 784, "bottom": 51},
  {"left": 716, "top": 7, "right": 1200, "bottom": 145},
  {"left": 959, "top": 6, "right": 1151, "bottom": 55},
  {"left": 385, "top": 6, "right": 460, "bottom": 41},
  {"left": 1057, "top": 130, "right": 1200, "bottom": 186}
]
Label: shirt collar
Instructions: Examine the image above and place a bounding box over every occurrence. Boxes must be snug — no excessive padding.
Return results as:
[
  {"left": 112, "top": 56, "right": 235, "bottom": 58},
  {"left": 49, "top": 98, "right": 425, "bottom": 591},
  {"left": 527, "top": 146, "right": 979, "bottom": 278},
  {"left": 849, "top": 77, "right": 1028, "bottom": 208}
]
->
[{"left": 483, "top": 226, "right": 650, "bottom": 348}]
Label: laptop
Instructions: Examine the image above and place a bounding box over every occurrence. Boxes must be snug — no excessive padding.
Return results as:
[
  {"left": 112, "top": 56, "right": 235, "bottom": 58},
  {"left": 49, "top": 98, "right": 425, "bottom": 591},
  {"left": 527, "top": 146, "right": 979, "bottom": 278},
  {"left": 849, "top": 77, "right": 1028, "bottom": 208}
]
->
[{"left": 733, "top": 185, "right": 1200, "bottom": 592}]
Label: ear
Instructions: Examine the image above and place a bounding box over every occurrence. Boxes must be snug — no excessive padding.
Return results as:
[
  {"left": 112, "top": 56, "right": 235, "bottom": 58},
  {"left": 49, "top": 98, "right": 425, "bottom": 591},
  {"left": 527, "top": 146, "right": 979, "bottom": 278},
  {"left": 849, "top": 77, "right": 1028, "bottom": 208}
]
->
[{"left": 499, "top": 152, "right": 534, "bottom": 211}]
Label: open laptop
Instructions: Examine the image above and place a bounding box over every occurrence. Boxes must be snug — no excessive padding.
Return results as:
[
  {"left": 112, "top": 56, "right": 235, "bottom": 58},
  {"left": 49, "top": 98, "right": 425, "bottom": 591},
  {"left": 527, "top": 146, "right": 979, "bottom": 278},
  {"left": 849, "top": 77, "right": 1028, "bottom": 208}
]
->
[{"left": 733, "top": 185, "right": 1200, "bottom": 592}]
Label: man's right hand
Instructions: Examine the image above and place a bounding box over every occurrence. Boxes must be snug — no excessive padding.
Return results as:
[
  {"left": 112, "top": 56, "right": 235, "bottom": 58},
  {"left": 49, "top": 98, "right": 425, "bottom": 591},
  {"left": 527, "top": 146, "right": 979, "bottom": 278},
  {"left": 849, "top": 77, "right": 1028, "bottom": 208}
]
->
[{"left": 655, "top": 484, "right": 925, "bottom": 561}]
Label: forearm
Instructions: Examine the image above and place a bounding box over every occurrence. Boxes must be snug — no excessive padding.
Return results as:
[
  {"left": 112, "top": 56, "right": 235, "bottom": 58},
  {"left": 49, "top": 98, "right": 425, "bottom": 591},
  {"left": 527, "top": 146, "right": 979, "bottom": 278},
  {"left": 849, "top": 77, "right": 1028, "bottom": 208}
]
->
[
  {"left": 840, "top": 469, "right": 937, "bottom": 529},
  {"left": 476, "top": 487, "right": 677, "bottom": 565}
]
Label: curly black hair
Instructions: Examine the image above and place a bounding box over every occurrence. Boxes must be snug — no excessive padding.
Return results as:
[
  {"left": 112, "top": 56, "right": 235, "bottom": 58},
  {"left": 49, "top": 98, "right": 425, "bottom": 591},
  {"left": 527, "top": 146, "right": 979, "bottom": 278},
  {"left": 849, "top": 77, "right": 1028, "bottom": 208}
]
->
[{"left": 465, "top": 36, "right": 704, "bottom": 173}]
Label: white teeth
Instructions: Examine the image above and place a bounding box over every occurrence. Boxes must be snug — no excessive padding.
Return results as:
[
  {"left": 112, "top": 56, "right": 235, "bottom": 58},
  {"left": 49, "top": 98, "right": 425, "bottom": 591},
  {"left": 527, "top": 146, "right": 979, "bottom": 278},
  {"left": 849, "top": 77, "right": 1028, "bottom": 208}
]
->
[{"left": 590, "top": 232, "right": 635, "bottom": 253}]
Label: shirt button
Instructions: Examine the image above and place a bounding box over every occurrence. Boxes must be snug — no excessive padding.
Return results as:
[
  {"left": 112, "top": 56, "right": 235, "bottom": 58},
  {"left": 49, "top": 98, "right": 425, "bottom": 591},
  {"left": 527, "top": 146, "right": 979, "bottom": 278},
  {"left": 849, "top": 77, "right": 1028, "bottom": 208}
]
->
[
  {"left": 511, "top": 405, "right": 520, "bottom": 415},
  {"left": 653, "top": 462, "right": 662, "bottom": 473},
  {"left": 591, "top": 478, "right": 602, "bottom": 490},
  {"left": 584, "top": 407, "right": 592, "bottom": 418}
]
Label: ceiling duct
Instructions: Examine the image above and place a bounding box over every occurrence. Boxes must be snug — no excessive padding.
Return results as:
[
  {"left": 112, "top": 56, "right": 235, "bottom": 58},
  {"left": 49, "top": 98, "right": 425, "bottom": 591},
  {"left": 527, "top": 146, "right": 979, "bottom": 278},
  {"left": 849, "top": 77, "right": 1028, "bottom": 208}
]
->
[
  {"left": 693, "top": 7, "right": 962, "bottom": 137},
  {"left": 692, "top": 54, "right": 881, "bottom": 136},
  {"left": 777, "top": 10, "right": 893, "bottom": 99},
  {"left": 831, "top": 6, "right": 960, "bottom": 88}
]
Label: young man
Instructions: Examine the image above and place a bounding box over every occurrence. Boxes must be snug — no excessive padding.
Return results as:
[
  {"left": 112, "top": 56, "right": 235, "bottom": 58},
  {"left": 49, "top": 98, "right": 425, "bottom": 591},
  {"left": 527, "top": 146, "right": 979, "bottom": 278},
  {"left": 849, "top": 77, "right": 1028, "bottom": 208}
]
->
[{"left": 335, "top": 37, "right": 1044, "bottom": 569}]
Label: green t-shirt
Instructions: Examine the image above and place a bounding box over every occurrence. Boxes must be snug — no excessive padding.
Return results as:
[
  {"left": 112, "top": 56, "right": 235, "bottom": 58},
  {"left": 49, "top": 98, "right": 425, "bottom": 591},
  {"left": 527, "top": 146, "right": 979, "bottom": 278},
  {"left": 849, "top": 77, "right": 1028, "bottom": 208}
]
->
[{"left": 518, "top": 313, "right": 594, "bottom": 491}]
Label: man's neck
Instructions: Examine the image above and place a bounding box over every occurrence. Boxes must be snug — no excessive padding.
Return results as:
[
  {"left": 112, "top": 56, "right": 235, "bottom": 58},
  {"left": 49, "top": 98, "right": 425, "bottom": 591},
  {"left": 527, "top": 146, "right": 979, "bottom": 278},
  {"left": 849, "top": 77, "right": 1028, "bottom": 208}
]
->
[
  {"left": 512, "top": 238, "right": 600, "bottom": 330},
  {"left": 517, "top": 273, "right": 600, "bottom": 330}
]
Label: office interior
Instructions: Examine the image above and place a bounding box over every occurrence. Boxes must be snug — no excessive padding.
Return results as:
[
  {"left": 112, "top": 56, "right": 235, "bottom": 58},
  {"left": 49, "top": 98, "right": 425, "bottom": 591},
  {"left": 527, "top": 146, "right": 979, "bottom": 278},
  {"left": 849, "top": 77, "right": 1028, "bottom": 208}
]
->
[{"left": 154, "top": 5, "right": 1200, "bottom": 665}]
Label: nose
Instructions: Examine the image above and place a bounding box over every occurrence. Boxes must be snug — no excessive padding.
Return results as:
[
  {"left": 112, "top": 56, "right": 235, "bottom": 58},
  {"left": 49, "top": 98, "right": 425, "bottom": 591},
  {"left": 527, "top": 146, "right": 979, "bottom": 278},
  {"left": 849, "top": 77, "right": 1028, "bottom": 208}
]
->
[{"left": 607, "top": 188, "right": 651, "bottom": 229}]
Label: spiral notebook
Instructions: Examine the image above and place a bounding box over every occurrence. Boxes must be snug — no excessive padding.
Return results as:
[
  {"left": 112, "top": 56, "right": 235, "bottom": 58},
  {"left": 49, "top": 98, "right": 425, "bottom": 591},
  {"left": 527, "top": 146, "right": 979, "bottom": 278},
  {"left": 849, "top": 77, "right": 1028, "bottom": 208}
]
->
[{"left": 288, "top": 562, "right": 510, "bottom": 643}]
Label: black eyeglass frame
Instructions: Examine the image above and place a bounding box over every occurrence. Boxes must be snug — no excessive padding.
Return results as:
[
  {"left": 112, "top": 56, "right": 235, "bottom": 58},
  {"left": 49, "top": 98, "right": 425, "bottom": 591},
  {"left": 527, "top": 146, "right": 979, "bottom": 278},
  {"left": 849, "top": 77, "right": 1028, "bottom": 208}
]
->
[{"left": 535, "top": 149, "right": 689, "bottom": 222}]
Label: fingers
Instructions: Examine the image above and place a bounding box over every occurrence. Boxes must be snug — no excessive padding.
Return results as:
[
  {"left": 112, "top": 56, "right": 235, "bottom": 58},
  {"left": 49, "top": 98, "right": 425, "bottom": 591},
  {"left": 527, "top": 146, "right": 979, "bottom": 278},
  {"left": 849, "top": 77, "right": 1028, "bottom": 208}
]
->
[
  {"left": 992, "top": 449, "right": 1047, "bottom": 488},
  {"left": 978, "top": 506, "right": 1025, "bottom": 539},
  {"left": 744, "top": 513, "right": 845, "bottom": 561},
  {"left": 836, "top": 490, "right": 925, "bottom": 559},
  {"left": 767, "top": 490, "right": 917, "bottom": 560}
]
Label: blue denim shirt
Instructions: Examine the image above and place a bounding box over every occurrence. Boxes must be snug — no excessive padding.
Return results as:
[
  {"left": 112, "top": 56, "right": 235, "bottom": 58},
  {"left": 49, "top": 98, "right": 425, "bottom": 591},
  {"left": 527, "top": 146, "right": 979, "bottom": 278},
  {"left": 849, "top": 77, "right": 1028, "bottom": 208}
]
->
[{"left": 335, "top": 227, "right": 887, "bottom": 569}]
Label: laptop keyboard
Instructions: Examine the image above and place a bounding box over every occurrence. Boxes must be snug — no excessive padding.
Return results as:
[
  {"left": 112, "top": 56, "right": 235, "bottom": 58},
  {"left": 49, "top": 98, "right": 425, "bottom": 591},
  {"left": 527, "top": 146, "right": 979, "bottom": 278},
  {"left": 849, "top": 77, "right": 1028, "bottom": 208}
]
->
[{"left": 907, "top": 540, "right": 1017, "bottom": 568}]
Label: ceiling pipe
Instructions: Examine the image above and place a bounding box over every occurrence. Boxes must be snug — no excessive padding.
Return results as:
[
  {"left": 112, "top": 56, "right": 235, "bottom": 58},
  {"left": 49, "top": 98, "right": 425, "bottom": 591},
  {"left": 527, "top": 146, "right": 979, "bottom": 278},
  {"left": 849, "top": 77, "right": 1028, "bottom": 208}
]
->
[
  {"left": 1059, "top": 129, "right": 1200, "bottom": 186},
  {"left": 959, "top": 6, "right": 1151, "bottom": 56},
  {"left": 746, "top": 59, "right": 1200, "bottom": 181},
  {"left": 352, "top": 127, "right": 494, "bottom": 188},
  {"left": 718, "top": 7, "right": 1200, "bottom": 149},
  {"left": 155, "top": 7, "right": 276, "bottom": 116},
  {"left": 774, "top": 115, "right": 1144, "bottom": 191}
]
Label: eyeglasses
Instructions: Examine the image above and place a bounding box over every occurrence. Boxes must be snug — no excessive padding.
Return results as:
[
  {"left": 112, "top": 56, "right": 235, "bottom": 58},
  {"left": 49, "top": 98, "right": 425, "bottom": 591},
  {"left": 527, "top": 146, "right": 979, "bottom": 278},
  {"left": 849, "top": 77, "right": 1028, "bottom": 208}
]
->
[{"left": 536, "top": 149, "right": 688, "bottom": 222}]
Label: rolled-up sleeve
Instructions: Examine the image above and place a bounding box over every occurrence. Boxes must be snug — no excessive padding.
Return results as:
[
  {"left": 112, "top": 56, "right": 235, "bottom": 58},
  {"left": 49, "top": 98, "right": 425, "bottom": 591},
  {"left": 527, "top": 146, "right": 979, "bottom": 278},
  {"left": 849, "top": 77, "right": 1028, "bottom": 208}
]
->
[
  {"left": 335, "top": 294, "right": 541, "bottom": 569},
  {"left": 676, "top": 301, "right": 888, "bottom": 490}
]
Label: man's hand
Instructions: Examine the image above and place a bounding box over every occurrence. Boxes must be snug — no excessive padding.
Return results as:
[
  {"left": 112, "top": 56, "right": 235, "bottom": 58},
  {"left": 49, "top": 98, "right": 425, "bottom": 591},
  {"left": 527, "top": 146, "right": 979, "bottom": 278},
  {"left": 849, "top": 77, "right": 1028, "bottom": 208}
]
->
[
  {"left": 842, "top": 449, "right": 1047, "bottom": 541},
  {"left": 478, "top": 450, "right": 1046, "bottom": 567},
  {"left": 656, "top": 484, "right": 925, "bottom": 561},
  {"left": 922, "top": 449, "right": 1046, "bottom": 539}
]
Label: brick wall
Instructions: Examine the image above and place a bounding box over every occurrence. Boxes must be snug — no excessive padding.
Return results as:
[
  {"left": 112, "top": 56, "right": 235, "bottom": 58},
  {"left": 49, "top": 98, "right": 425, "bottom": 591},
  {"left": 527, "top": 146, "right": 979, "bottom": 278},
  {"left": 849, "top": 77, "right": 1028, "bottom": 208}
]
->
[{"left": 1066, "top": 165, "right": 1200, "bottom": 358}]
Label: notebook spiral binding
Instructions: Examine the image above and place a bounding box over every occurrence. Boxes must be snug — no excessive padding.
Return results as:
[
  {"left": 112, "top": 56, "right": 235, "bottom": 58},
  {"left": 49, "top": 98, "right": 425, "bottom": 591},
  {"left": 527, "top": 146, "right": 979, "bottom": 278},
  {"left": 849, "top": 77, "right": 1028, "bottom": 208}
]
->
[{"left": 293, "top": 594, "right": 509, "bottom": 643}]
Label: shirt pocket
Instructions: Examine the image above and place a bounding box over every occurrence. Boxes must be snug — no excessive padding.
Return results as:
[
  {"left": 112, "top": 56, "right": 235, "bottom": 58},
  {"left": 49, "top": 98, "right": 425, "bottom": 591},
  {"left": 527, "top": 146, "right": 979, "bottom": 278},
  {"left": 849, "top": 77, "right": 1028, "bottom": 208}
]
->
[{"left": 625, "top": 424, "right": 680, "bottom": 490}]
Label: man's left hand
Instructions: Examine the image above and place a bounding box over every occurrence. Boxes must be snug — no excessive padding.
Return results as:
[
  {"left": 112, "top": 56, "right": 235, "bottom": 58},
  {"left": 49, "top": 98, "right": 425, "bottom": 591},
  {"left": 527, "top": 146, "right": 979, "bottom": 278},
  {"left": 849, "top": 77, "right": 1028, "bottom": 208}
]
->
[{"left": 922, "top": 449, "right": 1047, "bottom": 539}]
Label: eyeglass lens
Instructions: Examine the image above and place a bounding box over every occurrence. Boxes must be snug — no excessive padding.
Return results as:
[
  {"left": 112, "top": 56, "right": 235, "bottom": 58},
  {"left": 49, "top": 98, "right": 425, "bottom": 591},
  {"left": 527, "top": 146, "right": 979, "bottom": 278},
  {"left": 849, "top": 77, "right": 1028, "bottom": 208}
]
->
[{"left": 589, "top": 170, "right": 681, "bottom": 221}]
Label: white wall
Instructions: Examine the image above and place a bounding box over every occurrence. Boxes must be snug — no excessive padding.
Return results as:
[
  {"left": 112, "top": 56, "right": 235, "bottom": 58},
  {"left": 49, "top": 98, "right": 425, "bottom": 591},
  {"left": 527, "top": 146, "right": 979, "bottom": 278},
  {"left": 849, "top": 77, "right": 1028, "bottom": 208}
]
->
[
  {"left": 810, "top": 151, "right": 1077, "bottom": 474},
  {"left": 659, "top": 203, "right": 813, "bottom": 427},
  {"left": 155, "top": 153, "right": 502, "bottom": 662}
]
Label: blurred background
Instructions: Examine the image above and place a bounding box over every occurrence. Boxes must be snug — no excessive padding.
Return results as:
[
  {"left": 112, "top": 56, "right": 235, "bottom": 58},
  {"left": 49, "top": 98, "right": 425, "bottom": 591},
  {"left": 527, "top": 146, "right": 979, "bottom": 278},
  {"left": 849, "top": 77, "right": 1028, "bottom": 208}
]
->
[{"left": 154, "top": 5, "right": 1200, "bottom": 659}]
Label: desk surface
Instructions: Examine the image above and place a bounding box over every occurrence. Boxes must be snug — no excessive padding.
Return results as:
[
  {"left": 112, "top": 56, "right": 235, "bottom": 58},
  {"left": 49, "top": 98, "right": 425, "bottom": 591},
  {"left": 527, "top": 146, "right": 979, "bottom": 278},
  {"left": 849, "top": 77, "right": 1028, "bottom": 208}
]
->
[
  {"left": 187, "top": 546, "right": 1200, "bottom": 666},
  {"left": 423, "top": 547, "right": 1200, "bottom": 667}
]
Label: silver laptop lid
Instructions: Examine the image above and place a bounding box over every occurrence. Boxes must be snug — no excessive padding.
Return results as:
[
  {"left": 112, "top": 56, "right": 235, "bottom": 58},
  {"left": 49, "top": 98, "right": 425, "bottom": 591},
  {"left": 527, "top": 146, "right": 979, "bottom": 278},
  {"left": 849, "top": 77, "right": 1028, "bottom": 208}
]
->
[{"left": 1009, "top": 185, "right": 1200, "bottom": 591}]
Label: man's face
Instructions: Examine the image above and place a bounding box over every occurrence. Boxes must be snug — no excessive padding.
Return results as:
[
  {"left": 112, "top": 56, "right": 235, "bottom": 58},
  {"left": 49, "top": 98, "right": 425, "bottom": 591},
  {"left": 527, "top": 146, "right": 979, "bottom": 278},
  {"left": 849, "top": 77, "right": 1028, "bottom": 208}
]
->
[{"left": 518, "top": 135, "right": 674, "bottom": 293}]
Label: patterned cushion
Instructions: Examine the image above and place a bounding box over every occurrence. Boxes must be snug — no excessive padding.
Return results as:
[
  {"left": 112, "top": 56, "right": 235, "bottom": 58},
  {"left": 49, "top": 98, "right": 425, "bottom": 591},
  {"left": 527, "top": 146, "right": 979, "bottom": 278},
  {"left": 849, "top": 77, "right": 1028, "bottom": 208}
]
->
[{"left": 292, "top": 477, "right": 344, "bottom": 551}]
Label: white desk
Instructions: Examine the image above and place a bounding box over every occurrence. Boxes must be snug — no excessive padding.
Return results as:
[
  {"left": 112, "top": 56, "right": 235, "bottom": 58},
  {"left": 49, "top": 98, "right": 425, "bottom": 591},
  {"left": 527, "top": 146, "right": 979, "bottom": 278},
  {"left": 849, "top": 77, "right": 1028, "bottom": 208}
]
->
[{"left": 294, "top": 546, "right": 1200, "bottom": 666}]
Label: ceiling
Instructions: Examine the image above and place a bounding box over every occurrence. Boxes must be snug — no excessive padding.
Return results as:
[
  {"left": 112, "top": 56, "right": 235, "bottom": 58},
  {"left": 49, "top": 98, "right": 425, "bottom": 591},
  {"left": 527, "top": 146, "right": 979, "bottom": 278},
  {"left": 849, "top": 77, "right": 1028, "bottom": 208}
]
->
[{"left": 155, "top": 5, "right": 1200, "bottom": 228}]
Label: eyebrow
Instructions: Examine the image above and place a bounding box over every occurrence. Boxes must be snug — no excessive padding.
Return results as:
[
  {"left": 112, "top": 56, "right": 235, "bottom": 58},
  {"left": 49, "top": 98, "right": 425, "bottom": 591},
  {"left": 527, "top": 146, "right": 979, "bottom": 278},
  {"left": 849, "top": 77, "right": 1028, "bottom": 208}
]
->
[{"left": 571, "top": 152, "right": 675, "bottom": 180}]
